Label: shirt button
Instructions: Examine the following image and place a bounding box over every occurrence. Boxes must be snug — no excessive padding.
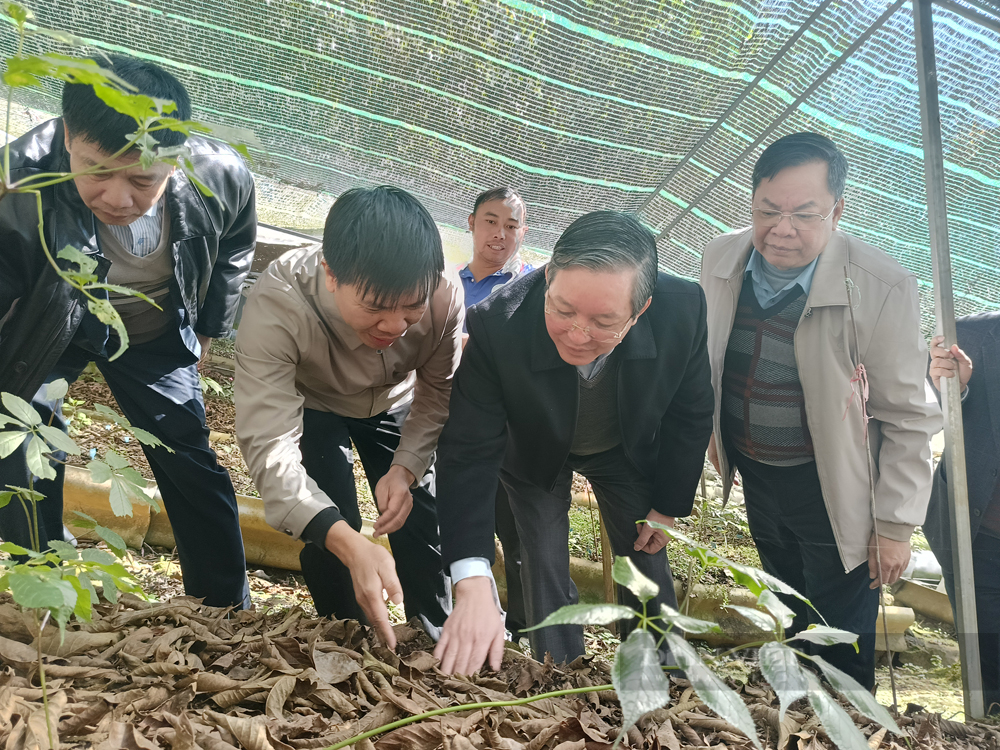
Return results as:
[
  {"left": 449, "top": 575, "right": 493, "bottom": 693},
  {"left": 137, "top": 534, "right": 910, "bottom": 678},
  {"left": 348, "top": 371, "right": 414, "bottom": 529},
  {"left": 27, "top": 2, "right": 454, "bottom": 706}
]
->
[
  {"left": 974, "top": 509, "right": 982, "bottom": 517},
  {"left": 284, "top": 528, "right": 293, "bottom": 535},
  {"left": 14, "top": 361, "right": 26, "bottom": 374}
]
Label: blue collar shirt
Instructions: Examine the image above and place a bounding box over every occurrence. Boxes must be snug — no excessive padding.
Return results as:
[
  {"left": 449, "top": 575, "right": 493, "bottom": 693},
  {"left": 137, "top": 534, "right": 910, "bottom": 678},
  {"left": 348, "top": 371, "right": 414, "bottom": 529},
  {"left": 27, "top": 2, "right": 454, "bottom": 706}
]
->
[{"left": 745, "top": 248, "right": 819, "bottom": 309}]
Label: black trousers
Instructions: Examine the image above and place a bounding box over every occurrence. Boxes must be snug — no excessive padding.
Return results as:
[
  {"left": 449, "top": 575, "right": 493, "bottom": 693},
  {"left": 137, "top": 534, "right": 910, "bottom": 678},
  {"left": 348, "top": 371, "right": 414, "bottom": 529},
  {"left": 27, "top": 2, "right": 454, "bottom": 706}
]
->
[
  {"left": 501, "top": 445, "right": 678, "bottom": 664},
  {"left": 938, "top": 532, "right": 1000, "bottom": 715},
  {"left": 733, "top": 453, "right": 880, "bottom": 689},
  {"left": 495, "top": 481, "right": 526, "bottom": 636},
  {"left": 0, "top": 329, "right": 250, "bottom": 608},
  {"left": 297, "top": 407, "right": 451, "bottom": 638}
]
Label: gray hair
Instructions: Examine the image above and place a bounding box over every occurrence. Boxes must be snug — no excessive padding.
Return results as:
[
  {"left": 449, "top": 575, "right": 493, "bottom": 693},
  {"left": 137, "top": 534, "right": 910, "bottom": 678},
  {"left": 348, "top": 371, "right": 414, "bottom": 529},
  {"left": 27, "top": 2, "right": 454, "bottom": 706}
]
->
[{"left": 547, "top": 211, "right": 657, "bottom": 317}]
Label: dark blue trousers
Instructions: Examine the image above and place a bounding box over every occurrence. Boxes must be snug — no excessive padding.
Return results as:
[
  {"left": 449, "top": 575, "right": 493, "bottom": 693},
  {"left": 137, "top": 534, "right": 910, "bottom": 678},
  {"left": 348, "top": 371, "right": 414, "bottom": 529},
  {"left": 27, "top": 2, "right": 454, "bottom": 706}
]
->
[
  {"left": 938, "top": 533, "right": 1000, "bottom": 715},
  {"left": 733, "top": 454, "right": 880, "bottom": 690},
  {"left": 0, "top": 329, "right": 250, "bottom": 608},
  {"left": 297, "top": 407, "right": 451, "bottom": 638}
]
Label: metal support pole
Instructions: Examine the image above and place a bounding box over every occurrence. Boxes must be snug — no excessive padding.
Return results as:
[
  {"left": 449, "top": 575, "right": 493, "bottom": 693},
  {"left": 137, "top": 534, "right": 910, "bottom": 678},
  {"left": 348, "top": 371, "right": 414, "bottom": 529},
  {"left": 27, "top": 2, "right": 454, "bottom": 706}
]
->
[
  {"left": 658, "top": 0, "right": 904, "bottom": 238},
  {"left": 913, "top": 0, "right": 984, "bottom": 720},
  {"left": 635, "top": 0, "right": 837, "bottom": 216}
]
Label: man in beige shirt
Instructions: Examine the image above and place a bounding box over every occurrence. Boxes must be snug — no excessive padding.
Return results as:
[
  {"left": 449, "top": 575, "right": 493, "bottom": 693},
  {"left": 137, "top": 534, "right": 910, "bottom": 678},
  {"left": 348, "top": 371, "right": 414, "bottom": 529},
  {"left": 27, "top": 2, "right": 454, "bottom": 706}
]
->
[{"left": 235, "top": 187, "right": 463, "bottom": 646}]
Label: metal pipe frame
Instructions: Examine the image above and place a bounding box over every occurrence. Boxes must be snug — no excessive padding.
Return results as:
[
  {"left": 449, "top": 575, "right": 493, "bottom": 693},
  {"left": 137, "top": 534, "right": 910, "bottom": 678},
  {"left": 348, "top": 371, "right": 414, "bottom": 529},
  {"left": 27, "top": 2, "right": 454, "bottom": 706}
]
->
[
  {"left": 657, "top": 0, "right": 906, "bottom": 238},
  {"left": 934, "top": 0, "right": 1000, "bottom": 34},
  {"left": 634, "top": 0, "right": 838, "bottom": 216},
  {"left": 913, "top": 0, "right": 985, "bottom": 720}
]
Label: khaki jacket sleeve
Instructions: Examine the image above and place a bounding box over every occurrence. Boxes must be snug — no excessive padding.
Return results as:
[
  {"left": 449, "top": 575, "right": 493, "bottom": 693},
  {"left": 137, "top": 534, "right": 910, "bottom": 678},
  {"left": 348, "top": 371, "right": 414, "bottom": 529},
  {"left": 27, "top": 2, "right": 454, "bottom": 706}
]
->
[
  {"left": 864, "top": 274, "right": 943, "bottom": 540},
  {"left": 391, "top": 278, "right": 465, "bottom": 480},
  {"left": 234, "top": 283, "right": 342, "bottom": 539}
]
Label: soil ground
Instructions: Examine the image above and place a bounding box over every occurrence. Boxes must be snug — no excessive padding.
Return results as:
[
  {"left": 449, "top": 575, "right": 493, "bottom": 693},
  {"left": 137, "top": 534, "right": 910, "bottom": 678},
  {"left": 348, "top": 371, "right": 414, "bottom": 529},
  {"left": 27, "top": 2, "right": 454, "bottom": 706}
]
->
[{"left": 32, "top": 349, "right": 986, "bottom": 735}]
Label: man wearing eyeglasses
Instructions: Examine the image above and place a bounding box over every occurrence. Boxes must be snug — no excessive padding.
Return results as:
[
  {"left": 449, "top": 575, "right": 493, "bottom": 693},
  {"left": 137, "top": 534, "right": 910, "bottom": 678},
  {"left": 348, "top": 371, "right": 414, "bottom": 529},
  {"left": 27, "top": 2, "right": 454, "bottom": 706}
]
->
[
  {"left": 432, "top": 211, "right": 715, "bottom": 674},
  {"left": 700, "top": 132, "right": 941, "bottom": 689}
]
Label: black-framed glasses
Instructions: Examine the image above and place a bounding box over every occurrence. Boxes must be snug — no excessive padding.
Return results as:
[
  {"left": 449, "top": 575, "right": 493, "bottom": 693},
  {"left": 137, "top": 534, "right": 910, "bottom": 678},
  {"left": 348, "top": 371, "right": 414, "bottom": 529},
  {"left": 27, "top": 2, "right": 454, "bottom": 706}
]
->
[{"left": 751, "top": 204, "right": 838, "bottom": 230}]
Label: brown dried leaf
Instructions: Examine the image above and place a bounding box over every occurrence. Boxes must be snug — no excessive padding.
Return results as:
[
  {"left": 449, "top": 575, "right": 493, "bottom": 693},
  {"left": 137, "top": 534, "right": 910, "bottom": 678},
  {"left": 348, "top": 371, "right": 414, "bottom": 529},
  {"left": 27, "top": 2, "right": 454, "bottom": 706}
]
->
[
  {"left": 57, "top": 698, "right": 111, "bottom": 736},
  {"left": 552, "top": 741, "right": 586, "bottom": 750},
  {"left": 868, "top": 728, "right": 888, "bottom": 750},
  {"left": 206, "top": 711, "right": 275, "bottom": 750},
  {"left": 0, "top": 604, "right": 35, "bottom": 643},
  {"left": 655, "top": 721, "right": 681, "bottom": 750},
  {"left": 314, "top": 649, "right": 362, "bottom": 685},
  {"left": 96, "top": 721, "right": 161, "bottom": 750},
  {"left": 35, "top": 631, "right": 118, "bottom": 658},
  {"left": 0, "top": 634, "right": 37, "bottom": 670},
  {"left": 196, "top": 672, "right": 246, "bottom": 693},
  {"left": 375, "top": 723, "right": 445, "bottom": 750},
  {"left": 163, "top": 712, "right": 201, "bottom": 750},
  {"left": 400, "top": 651, "right": 439, "bottom": 673},
  {"left": 131, "top": 662, "right": 192, "bottom": 677},
  {"left": 266, "top": 675, "right": 296, "bottom": 719}
]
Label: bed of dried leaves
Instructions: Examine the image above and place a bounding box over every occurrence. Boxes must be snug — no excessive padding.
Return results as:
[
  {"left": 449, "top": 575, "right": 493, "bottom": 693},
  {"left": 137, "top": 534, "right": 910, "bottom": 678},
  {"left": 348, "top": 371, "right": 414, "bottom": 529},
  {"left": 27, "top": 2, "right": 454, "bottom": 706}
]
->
[{"left": 0, "top": 587, "right": 998, "bottom": 750}]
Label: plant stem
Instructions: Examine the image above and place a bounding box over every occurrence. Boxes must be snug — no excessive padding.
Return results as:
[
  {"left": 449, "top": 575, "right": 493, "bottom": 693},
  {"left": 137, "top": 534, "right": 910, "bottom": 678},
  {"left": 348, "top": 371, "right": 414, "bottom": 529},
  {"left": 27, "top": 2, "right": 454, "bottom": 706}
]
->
[
  {"left": 16, "top": 494, "right": 37, "bottom": 552},
  {"left": 34, "top": 609, "right": 54, "bottom": 748},
  {"left": 3, "top": 16, "right": 25, "bottom": 187},
  {"left": 323, "top": 684, "right": 614, "bottom": 750}
]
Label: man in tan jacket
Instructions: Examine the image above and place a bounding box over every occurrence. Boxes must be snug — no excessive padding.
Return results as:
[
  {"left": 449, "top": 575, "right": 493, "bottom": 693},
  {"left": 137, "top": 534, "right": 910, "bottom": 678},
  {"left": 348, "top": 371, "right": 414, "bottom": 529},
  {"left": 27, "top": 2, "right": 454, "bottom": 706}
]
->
[
  {"left": 701, "top": 133, "right": 941, "bottom": 688},
  {"left": 235, "top": 187, "right": 463, "bottom": 647}
]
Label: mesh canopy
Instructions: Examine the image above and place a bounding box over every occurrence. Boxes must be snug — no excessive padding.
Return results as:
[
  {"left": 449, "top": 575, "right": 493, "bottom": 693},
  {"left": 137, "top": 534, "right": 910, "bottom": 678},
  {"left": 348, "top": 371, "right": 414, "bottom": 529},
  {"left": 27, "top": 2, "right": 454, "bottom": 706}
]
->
[{"left": 3, "top": 0, "right": 998, "bottom": 329}]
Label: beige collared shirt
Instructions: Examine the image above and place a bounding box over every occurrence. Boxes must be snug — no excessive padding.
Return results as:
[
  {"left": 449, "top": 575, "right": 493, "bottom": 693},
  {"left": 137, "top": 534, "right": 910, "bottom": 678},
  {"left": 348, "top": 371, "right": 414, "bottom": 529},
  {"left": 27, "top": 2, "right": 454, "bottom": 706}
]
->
[{"left": 234, "top": 244, "right": 464, "bottom": 540}]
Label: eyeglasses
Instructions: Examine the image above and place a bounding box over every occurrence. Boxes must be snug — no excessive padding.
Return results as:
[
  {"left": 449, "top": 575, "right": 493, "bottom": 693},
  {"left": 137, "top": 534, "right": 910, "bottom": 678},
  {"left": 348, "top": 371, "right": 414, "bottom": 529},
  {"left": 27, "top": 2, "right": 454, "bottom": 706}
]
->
[
  {"left": 544, "top": 296, "right": 634, "bottom": 343},
  {"left": 751, "top": 204, "right": 838, "bottom": 230}
]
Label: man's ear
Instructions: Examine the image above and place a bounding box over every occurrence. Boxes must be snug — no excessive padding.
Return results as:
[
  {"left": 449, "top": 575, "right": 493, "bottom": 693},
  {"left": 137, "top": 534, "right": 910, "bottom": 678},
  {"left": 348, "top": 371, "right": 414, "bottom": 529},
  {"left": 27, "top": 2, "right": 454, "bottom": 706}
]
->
[
  {"left": 468, "top": 213, "right": 475, "bottom": 233},
  {"left": 635, "top": 296, "right": 652, "bottom": 319},
  {"left": 63, "top": 120, "right": 73, "bottom": 153},
  {"left": 831, "top": 197, "right": 846, "bottom": 231},
  {"left": 321, "top": 260, "right": 338, "bottom": 294}
]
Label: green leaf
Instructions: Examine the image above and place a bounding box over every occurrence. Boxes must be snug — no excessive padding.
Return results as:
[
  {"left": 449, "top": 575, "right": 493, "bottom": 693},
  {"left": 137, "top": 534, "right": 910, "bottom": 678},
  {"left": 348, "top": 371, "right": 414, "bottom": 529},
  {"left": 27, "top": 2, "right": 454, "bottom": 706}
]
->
[
  {"left": 91, "top": 85, "right": 158, "bottom": 122},
  {"left": 0, "top": 541, "right": 29, "bottom": 555},
  {"left": 57, "top": 245, "right": 98, "bottom": 278},
  {"left": 7, "top": 569, "right": 77, "bottom": 610},
  {"left": 87, "top": 298, "right": 130, "bottom": 360},
  {"left": 811, "top": 656, "right": 900, "bottom": 733},
  {"left": 98, "top": 571, "right": 119, "bottom": 605},
  {"left": 128, "top": 426, "right": 167, "bottom": 450},
  {"left": 105, "top": 449, "right": 129, "bottom": 470},
  {"left": 28, "top": 27, "right": 84, "bottom": 46},
  {"left": 524, "top": 603, "right": 637, "bottom": 631},
  {"left": 84, "top": 283, "right": 160, "bottom": 308},
  {"left": 92, "top": 404, "right": 124, "bottom": 424},
  {"left": 94, "top": 525, "right": 127, "bottom": 558},
  {"left": 200, "top": 375, "right": 224, "bottom": 396},
  {"left": 792, "top": 625, "right": 858, "bottom": 648},
  {"left": 612, "top": 629, "right": 672, "bottom": 732},
  {"left": 66, "top": 575, "right": 93, "bottom": 621},
  {"left": 0, "top": 429, "right": 29, "bottom": 459},
  {"left": 726, "top": 560, "right": 813, "bottom": 608},
  {"left": 804, "top": 672, "right": 870, "bottom": 750},
  {"left": 664, "top": 632, "right": 761, "bottom": 749},
  {"left": 80, "top": 548, "right": 115, "bottom": 565},
  {"left": 37, "top": 424, "right": 81, "bottom": 455},
  {"left": 659, "top": 603, "right": 722, "bottom": 635},
  {"left": 44, "top": 379, "right": 69, "bottom": 402},
  {"left": 108, "top": 477, "right": 135, "bottom": 517},
  {"left": 47, "top": 540, "right": 79, "bottom": 561},
  {"left": 758, "top": 642, "right": 807, "bottom": 719},
  {"left": 87, "top": 460, "right": 113, "bottom": 484},
  {"left": 611, "top": 557, "right": 659, "bottom": 603},
  {"left": 757, "top": 590, "right": 796, "bottom": 631},
  {"left": 0, "top": 491, "right": 13, "bottom": 509},
  {"left": 3, "top": 2, "right": 33, "bottom": 24},
  {"left": 2, "top": 392, "right": 41, "bottom": 426},
  {"left": 71, "top": 511, "right": 98, "bottom": 529},
  {"left": 25, "top": 434, "right": 56, "bottom": 481},
  {"left": 725, "top": 605, "right": 775, "bottom": 633}
]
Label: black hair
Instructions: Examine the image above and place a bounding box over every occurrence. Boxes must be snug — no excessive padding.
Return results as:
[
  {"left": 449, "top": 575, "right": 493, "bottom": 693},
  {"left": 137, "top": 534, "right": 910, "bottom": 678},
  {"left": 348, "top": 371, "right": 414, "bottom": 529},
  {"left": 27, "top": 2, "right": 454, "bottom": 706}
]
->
[
  {"left": 547, "top": 211, "right": 657, "bottom": 317},
  {"left": 472, "top": 186, "right": 525, "bottom": 216},
  {"left": 62, "top": 54, "right": 192, "bottom": 154},
  {"left": 322, "top": 186, "right": 444, "bottom": 307},
  {"left": 752, "top": 132, "right": 848, "bottom": 200}
]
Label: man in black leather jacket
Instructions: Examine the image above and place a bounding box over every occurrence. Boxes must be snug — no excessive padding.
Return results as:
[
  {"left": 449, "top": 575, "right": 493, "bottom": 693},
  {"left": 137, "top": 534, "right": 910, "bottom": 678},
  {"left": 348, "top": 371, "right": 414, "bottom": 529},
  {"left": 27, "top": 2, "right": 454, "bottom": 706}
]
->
[{"left": 0, "top": 56, "right": 255, "bottom": 608}]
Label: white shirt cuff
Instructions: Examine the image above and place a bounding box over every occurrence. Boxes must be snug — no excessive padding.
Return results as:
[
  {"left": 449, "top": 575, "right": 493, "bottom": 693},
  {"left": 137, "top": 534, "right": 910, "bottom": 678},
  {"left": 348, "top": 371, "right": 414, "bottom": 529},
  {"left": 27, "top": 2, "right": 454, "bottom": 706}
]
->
[{"left": 449, "top": 557, "right": 494, "bottom": 584}]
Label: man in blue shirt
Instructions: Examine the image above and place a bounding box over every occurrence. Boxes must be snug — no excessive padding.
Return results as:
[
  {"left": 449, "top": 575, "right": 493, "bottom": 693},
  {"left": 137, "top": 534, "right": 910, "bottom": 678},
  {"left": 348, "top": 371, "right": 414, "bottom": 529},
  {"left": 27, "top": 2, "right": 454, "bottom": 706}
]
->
[{"left": 457, "top": 187, "right": 531, "bottom": 638}]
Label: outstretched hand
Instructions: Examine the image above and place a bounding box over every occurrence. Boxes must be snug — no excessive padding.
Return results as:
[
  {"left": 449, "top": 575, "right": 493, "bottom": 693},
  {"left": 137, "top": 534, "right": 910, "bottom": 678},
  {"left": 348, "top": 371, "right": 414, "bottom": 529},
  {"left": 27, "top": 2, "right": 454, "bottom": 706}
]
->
[
  {"left": 434, "top": 577, "right": 506, "bottom": 675},
  {"left": 325, "top": 521, "right": 404, "bottom": 648}
]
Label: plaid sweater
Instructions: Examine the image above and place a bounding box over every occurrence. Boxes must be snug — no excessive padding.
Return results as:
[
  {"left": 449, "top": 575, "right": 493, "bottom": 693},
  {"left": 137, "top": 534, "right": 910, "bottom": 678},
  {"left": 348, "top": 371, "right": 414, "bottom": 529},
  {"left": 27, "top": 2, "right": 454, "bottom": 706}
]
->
[{"left": 721, "top": 280, "right": 814, "bottom": 465}]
